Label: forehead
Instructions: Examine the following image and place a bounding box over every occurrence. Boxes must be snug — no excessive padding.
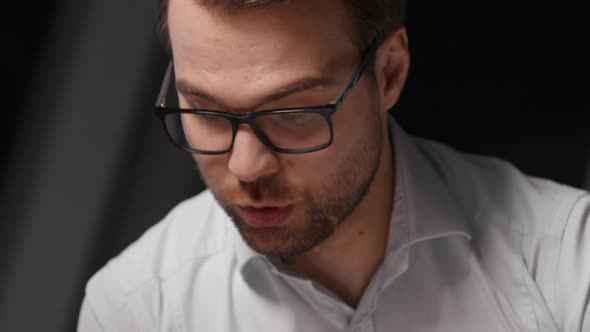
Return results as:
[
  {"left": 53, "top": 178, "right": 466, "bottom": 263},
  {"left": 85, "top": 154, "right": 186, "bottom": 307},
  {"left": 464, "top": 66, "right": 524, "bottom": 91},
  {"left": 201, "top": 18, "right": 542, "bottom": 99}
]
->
[
  {"left": 167, "top": 0, "right": 357, "bottom": 55},
  {"left": 166, "top": 0, "right": 359, "bottom": 103}
]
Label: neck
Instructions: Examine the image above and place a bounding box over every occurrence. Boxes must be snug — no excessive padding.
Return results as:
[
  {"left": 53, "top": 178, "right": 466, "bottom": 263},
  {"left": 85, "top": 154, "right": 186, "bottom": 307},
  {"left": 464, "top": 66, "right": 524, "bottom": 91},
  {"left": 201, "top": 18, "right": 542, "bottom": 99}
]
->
[{"left": 281, "top": 127, "right": 394, "bottom": 308}]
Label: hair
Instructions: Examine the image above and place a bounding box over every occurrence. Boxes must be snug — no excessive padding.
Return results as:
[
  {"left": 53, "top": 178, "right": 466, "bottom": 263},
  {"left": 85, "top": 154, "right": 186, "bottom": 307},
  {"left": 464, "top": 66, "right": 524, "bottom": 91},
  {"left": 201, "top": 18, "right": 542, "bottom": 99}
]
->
[{"left": 156, "top": 0, "right": 407, "bottom": 52}]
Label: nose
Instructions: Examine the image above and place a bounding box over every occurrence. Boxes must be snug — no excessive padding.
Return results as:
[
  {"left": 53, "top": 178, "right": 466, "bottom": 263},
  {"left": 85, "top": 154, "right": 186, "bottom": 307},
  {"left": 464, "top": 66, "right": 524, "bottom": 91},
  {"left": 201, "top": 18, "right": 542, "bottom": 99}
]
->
[{"left": 228, "top": 124, "right": 280, "bottom": 182}]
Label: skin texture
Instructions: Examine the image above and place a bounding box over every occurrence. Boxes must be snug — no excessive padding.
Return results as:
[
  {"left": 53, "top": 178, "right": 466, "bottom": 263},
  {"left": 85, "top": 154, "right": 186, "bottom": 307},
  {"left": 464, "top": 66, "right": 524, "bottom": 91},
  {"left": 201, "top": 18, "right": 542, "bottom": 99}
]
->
[{"left": 167, "top": 0, "right": 409, "bottom": 307}]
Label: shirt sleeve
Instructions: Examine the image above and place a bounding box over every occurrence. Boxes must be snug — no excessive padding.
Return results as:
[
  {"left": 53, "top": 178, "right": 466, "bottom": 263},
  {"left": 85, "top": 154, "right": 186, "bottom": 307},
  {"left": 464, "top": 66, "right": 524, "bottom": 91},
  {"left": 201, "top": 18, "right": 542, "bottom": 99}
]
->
[{"left": 556, "top": 194, "right": 590, "bottom": 331}]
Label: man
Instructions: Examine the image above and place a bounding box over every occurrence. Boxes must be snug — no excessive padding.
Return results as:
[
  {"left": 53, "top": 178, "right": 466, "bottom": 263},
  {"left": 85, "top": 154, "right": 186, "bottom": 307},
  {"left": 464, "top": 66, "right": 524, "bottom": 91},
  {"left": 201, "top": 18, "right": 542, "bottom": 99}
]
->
[{"left": 78, "top": 0, "right": 589, "bottom": 331}]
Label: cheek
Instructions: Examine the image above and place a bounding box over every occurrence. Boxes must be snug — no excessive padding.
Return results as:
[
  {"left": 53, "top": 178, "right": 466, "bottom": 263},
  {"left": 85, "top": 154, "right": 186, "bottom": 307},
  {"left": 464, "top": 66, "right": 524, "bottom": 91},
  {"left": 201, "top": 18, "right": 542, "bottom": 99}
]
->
[
  {"left": 193, "top": 155, "right": 228, "bottom": 185},
  {"left": 283, "top": 149, "right": 341, "bottom": 191},
  {"left": 253, "top": 153, "right": 333, "bottom": 196},
  {"left": 329, "top": 88, "right": 382, "bottom": 160},
  {"left": 331, "top": 91, "right": 377, "bottom": 145}
]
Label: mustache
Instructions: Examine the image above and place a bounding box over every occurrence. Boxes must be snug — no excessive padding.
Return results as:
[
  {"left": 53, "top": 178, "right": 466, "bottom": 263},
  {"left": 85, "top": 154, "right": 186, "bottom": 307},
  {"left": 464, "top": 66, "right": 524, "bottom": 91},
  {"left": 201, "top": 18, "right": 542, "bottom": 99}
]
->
[
  {"left": 193, "top": 163, "right": 304, "bottom": 203},
  {"left": 205, "top": 177, "right": 304, "bottom": 205},
  {"left": 233, "top": 179, "right": 304, "bottom": 203}
]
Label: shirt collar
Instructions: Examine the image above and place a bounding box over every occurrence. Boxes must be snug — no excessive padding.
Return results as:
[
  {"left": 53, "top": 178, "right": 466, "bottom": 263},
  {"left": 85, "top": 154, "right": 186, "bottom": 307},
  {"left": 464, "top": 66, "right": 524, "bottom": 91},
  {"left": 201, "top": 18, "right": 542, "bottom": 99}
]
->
[
  {"left": 233, "top": 115, "right": 472, "bottom": 273},
  {"left": 388, "top": 115, "right": 471, "bottom": 251}
]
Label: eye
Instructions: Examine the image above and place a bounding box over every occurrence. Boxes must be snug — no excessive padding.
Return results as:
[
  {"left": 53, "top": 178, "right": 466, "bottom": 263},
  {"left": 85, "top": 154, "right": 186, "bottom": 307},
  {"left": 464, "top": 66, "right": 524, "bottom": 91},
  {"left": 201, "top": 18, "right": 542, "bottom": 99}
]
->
[{"left": 276, "top": 112, "right": 316, "bottom": 125}]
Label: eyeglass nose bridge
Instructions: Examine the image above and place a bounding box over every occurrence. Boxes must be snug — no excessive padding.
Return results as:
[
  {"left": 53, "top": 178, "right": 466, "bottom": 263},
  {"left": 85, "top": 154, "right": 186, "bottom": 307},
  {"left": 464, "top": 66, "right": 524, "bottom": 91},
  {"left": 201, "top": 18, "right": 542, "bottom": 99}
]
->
[{"left": 225, "top": 114, "right": 277, "bottom": 153}]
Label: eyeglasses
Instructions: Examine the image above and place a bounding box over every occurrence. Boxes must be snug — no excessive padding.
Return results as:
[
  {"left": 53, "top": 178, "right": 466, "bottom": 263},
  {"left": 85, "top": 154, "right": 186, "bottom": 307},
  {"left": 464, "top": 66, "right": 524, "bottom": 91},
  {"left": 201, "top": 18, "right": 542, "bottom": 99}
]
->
[{"left": 154, "top": 38, "right": 379, "bottom": 154}]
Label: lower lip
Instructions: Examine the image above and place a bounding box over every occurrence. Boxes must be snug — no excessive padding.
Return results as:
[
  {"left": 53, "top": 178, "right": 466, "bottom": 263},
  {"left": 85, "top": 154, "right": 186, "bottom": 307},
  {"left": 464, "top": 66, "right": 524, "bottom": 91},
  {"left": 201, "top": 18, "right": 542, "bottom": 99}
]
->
[{"left": 240, "top": 205, "right": 293, "bottom": 227}]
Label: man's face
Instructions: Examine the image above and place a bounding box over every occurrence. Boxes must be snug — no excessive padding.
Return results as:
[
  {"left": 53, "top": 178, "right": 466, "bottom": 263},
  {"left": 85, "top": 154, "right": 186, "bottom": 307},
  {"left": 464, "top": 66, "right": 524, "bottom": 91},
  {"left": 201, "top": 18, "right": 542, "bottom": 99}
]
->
[{"left": 168, "top": 0, "right": 387, "bottom": 257}]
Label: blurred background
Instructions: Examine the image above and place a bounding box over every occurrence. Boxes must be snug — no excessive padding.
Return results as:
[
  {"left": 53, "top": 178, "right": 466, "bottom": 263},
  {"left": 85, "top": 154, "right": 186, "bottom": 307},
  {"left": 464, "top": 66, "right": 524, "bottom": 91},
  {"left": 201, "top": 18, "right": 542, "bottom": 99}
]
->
[{"left": 1, "top": 0, "right": 588, "bottom": 331}]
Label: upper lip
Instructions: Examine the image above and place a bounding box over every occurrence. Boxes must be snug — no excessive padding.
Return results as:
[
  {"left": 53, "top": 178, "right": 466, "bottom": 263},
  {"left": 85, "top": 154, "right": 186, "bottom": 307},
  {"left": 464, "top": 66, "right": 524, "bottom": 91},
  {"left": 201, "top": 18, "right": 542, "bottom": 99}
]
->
[{"left": 239, "top": 202, "right": 291, "bottom": 209}]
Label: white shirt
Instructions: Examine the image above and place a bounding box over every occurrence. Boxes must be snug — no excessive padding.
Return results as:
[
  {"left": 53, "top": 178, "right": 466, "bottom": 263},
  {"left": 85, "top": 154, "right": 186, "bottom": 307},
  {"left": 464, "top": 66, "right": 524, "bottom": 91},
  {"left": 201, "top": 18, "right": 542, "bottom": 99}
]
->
[{"left": 78, "top": 118, "right": 590, "bottom": 332}]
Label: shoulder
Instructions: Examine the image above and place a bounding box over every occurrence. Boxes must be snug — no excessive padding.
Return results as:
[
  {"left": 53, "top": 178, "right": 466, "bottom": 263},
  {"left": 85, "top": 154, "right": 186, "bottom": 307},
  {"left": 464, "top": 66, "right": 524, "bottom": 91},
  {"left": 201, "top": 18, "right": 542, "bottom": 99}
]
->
[
  {"left": 80, "top": 189, "right": 231, "bottom": 329},
  {"left": 412, "top": 136, "right": 589, "bottom": 328},
  {"left": 412, "top": 136, "right": 587, "bottom": 235},
  {"left": 96, "top": 189, "right": 227, "bottom": 290}
]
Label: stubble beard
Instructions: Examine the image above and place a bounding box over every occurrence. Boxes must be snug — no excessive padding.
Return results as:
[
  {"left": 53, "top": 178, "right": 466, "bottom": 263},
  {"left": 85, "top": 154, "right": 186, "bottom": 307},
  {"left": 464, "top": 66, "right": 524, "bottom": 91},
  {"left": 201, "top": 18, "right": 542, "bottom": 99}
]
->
[
  {"left": 224, "top": 154, "right": 380, "bottom": 258},
  {"left": 201, "top": 110, "right": 384, "bottom": 258}
]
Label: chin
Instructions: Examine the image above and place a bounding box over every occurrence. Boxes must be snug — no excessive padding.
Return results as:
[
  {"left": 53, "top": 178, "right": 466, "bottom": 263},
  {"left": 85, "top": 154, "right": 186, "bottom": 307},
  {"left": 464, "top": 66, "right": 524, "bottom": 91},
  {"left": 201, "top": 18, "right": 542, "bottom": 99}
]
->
[{"left": 233, "top": 208, "right": 337, "bottom": 258}]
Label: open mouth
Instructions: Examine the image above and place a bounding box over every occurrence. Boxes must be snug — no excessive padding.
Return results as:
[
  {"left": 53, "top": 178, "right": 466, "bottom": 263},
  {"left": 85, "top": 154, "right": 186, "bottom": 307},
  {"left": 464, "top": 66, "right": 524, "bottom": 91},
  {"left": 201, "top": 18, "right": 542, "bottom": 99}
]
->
[{"left": 239, "top": 205, "right": 294, "bottom": 227}]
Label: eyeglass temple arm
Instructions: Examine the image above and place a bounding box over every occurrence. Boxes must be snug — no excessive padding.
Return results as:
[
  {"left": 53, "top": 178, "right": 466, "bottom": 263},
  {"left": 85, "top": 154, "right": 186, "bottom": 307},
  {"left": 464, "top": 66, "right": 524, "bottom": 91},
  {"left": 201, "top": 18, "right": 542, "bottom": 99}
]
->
[
  {"left": 332, "top": 38, "right": 379, "bottom": 108},
  {"left": 156, "top": 61, "right": 174, "bottom": 107},
  {"left": 332, "top": 61, "right": 367, "bottom": 108}
]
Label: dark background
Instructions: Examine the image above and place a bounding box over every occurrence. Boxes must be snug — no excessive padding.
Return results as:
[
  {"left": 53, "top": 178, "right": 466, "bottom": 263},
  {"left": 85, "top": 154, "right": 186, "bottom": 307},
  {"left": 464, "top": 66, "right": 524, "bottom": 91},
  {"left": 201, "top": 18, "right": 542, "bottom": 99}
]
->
[{"left": 1, "top": 0, "right": 588, "bottom": 331}]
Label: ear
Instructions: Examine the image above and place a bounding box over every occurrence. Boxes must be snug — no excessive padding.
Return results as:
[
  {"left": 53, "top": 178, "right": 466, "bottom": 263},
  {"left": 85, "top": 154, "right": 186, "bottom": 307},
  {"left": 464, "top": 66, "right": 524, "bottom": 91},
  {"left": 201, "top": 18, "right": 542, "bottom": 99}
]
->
[{"left": 372, "top": 26, "right": 410, "bottom": 113}]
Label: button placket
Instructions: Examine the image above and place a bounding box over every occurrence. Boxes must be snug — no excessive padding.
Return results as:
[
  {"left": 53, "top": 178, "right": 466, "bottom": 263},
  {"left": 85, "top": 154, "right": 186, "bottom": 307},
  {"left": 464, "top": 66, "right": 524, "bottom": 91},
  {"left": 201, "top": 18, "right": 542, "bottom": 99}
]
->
[{"left": 350, "top": 315, "right": 375, "bottom": 332}]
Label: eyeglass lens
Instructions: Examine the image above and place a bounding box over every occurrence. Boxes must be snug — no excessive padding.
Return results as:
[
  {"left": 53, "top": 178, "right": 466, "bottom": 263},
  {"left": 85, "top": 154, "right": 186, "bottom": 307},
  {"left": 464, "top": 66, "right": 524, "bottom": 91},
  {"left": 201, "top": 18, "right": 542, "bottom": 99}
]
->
[{"left": 163, "top": 111, "right": 331, "bottom": 153}]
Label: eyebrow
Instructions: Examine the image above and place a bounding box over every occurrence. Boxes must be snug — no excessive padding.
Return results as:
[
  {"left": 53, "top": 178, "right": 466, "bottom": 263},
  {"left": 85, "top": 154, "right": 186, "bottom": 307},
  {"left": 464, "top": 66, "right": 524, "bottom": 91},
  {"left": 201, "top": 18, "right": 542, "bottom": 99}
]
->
[{"left": 175, "top": 75, "right": 339, "bottom": 110}]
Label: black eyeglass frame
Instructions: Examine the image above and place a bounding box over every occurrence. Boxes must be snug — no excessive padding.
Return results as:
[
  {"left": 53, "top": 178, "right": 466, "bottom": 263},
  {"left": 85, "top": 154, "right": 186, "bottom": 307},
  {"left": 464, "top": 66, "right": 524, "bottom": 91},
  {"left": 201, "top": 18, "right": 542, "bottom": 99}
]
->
[{"left": 154, "top": 38, "right": 379, "bottom": 155}]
